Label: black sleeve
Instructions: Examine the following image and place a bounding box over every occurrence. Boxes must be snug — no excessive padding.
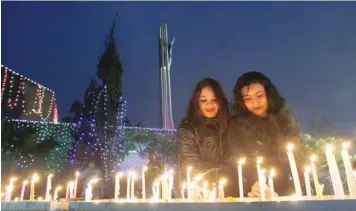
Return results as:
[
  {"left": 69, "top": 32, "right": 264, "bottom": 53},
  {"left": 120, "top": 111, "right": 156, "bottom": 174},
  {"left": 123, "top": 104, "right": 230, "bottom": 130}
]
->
[{"left": 177, "top": 121, "right": 219, "bottom": 175}]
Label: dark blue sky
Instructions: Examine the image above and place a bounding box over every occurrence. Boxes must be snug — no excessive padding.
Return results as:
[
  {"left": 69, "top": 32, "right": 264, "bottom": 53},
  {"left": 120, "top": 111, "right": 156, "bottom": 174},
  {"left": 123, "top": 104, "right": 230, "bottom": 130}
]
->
[{"left": 2, "top": 2, "right": 356, "bottom": 131}]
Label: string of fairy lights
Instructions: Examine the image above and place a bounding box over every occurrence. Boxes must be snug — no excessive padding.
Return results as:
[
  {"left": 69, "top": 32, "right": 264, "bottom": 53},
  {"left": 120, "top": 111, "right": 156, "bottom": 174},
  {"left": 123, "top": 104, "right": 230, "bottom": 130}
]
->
[{"left": 1, "top": 65, "right": 58, "bottom": 122}]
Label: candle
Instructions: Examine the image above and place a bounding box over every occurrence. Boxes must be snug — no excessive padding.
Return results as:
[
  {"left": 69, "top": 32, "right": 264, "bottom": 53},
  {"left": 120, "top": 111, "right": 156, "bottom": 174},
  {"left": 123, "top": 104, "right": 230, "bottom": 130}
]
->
[
  {"left": 210, "top": 183, "right": 217, "bottom": 202},
  {"left": 304, "top": 166, "right": 312, "bottom": 198},
  {"left": 30, "top": 173, "right": 39, "bottom": 201},
  {"left": 127, "top": 172, "right": 131, "bottom": 200},
  {"left": 131, "top": 173, "right": 136, "bottom": 200},
  {"left": 325, "top": 145, "right": 345, "bottom": 199},
  {"left": 256, "top": 157, "right": 265, "bottom": 201},
  {"left": 310, "top": 155, "right": 322, "bottom": 200},
  {"left": 53, "top": 186, "right": 62, "bottom": 201},
  {"left": 141, "top": 166, "right": 147, "bottom": 200},
  {"left": 5, "top": 177, "right": 17, "bottom": 201},
  {"left": 193, "top": 174, "right": 203, "bottom": 201},
  {"left": 218, "top": 178, "right": 227, "bottom": 202},
  {"left": 155, "top": 179, "right": 160, "bottom": 200},
  {"left": 115, "top": 172, "right": 123, "bottom": 200},
  {"left": 65, "top": 182, "right": 70, "bottom": 200},
  {"left": 260, "top": 169, "right": 267, "bottom": 201},
  {"left": 341, "top": 142, "right": 356, "bottom": 198},
  {"left": 161, "top": 172, "right": 168, "bottom": 200},
  {"left": 74, "top": 171, "right": 80, "bottom": 198},
  {"left": 168, "top": 169, "right": 174, "bottom": 201},
  {"left": 187, "top": 166, "right": 192, "bottom": 200},
  {"left": 268, "top": 168, "right": 275, "bottom": 200},
  {"left": 238, "top": 157, "right": 246, "bottom": 200},
  {"left": 286, "top": 144, "right": 302, "bottom": 197},
  {"left": 69, "top": 181, "right": 75, "bottom": 198},
  {"left": 45, "top": 173, "right": 53, "bottom": 201},
  {"left": 181, "top": 182, "right": 186, "bottom": 200},
  {"left": 85, "top": 178, "right": 99, "bottom": 202},
  {"left": 203, "top": 181, "right": 208, "bottom": 201},
  {"left": 20, "top": 180, "right": 28, "bottom": 201}
]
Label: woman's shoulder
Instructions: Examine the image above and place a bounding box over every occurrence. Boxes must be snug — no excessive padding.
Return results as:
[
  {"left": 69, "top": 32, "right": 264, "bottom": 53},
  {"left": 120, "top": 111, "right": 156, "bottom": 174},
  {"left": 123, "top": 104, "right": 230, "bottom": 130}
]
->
[{"left": 178, "top": 118, "right": 197, "bottom": 132}]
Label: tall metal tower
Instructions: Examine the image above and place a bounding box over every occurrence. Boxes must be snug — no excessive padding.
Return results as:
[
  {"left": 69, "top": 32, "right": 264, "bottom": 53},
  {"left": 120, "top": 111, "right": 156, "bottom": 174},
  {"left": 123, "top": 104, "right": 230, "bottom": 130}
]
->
[{"left": 159, "top": 22, "right": 175, "bottom": 129}]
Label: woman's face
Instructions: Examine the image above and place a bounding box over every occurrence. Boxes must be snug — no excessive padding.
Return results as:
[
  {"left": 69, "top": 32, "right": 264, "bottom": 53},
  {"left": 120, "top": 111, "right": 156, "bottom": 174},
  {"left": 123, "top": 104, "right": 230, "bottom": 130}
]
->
[
  {"left": 199, "top": 86, "right": 219, "bottom": 118},
  {"left": 241, "top": 83, "right": 268, "bottom": 117}
]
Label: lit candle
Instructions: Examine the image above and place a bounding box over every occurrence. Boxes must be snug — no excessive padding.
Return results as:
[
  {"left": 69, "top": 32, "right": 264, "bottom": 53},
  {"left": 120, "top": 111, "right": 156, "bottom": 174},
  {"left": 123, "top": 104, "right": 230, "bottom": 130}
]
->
[
  {"left": 74, "top": 171, "right": 80, "bottom": 198},
  {"left": 131, "top": 173, "right": 136, "bottom": 200},
  {"left": 181, "top": 182, "right": 186, "bottom": 200},
  {"left": 187, "top": 166, "right": 192, "bottom": 200},
  {"left": 20, "top": 180, "right": 28, "bottom": 201},
  {"left": 5, "top": 177, "right": 17, "bottom": 201},
  {"left": 268, "top": 168, "right": 275, "bottom": 200},
  {"left": 30, "top": 173, "right": 39, "bottom": 201},
  {"left": 211, "top": 183, "right": 217, "bottom": 202},
  {"left": 115, "top": 172, "right": 123, "bottom": 200},
  {"left": 193, "top": 174, "right": 203, "bottom": 201},
  {"left": 310, "top": 155, "right": 322, "bottom": 200},
  {"left": 85, "top": 178, "right": 99, "bottom": 202},
  {"left": 141, "top": 166, "right": 147, "bottom": 200},
  {"left": 127, "top": 172, "right": 131, "bottom": 200},
  {"left": 65, "top": 182, "right": 70, "bottom": 200},
  {"left": 341, "top": 142, "right": 356, "bottom": 198},
  {"left": 69, "top": 181, "right": 75, "bottom": 198},
  {"left": 260, "top": 169, "right": 267, "bottom": 201},
  {"left": 168, "top": 169, "right": 174, "bottom": 201},
  {"left": 286, "top": 144, "right": 302, "bottom": 197},
  {"left": 53, "top": 186, "right": 62, "bottom": 201},
  {"left": 256, "top": 157, "right": 265, "bottom": 201},
  {"left": 203, "top": 181, "right": 208, "bottom": 201},
  {"left": 304, "top": 166, "right": 312, "bottom": 198},
  {"left": 45, "top": 173, "right": 53, "bottom": 201},
  {"left": 218, "top": 178, "right": 227, "bottom": 202},
  {"left": 161, "top": 172, "right": 169, "bottom": 200},
  {"left": 238, "top": 157, "right": 246, "bottom": 200},
  {"left": 325, "top": 145, "right": 345, "bottom": 199}
]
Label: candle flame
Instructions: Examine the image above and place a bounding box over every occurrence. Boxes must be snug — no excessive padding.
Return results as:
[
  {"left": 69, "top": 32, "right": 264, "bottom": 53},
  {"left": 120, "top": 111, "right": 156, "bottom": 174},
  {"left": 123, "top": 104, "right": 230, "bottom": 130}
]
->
[
  {"left": 203, "top": 181, "right": 208, "bottom": 188},
  {"left": 56, "top": 186, "right": 62, "bottom": 191},
  {"left": 194, "top": 174, "right": 203, "bottom": 182},
  {"left": 131, "top": 173, "right": 136, "bottom": 180},
  {"left": 187, "top": 166, "right": 192, "bottom": 171},
  {"left": 238, "top": 157, "right": 246, "bottom": 165},
  {"left": 269, "top": 168, "right": 275, "bottom": 177},
  {"left": 143, "top": 166, "right": 148, "bottom": 172},
  {"left": 48, "top": 173, "right": 53, "bottom": 178},
  {"left": 219, "top": 178, "right": 227, "bottom": 185},
  {"left": 169, "top": 169, "right": 174, "bottom": 174},
  {"left": 343, "top": 142, "right": 350, "bottom": 150},
  {"left": 14, "top": 197, "right": 19, "bottom": 201},
  {"left": 310, "top": 155, "right": 317, "bottom": 162},
  {"left": 75, "top": 171, "right": 80, "bottom": 177},
  {"left": 23, "top": 180, "right": 28, "bottom": 185},
  {"left": 10, "top": 177, "right": 17, "bottom": 182},
  {"left": 326, "top": 144, "right": 333, "bottom": 153},
  {"left": 287, "top": 143, "right": 294, "bottom": 152},
  {"left": 68, "top": 181, "right": 74, "bottom": 188},
  {"left": 32, "top": 173, "right": 39, "bottom": 182},
  {"left": 117, "top": 172, "right": 124, "bottom": 178},
  {"left": 305, "top": 166, "right": 311, "bottom": 173},
  {"left": 257, "top": 157, "right": 263, "bottom": 164}
]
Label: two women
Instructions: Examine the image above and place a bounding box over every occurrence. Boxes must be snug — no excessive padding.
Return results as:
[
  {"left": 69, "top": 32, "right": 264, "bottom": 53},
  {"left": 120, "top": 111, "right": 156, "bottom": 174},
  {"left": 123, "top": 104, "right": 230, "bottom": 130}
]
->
[{"left": 177, "top": 72, "right": 303, "bottom": 198}]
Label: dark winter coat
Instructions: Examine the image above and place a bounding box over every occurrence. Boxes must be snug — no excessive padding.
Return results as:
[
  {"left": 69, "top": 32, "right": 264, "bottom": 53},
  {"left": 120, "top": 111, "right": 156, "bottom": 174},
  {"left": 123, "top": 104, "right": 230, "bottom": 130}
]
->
[
  {"left": 176, "top": 118, "right": 235, "bottom": 193},
  {"left": 227, "top": 103, "right": 305, "bottom": 196}
]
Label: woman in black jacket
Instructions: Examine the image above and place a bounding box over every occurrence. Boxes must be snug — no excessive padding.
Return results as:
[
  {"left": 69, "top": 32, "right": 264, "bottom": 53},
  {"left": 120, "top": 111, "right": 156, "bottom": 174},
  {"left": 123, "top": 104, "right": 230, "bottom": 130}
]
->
[
  {"left": 227, "top": 71, "right": 304, "bottom": 198},
  {"left": 176, "top": 78, "right": 235, "bottom": 196}
]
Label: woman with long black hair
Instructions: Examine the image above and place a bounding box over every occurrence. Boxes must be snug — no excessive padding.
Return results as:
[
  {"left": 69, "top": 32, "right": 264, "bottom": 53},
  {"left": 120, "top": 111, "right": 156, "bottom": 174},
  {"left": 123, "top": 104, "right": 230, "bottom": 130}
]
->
[{"left": 227, "top": 71, "right": 304, "bottom": 198}]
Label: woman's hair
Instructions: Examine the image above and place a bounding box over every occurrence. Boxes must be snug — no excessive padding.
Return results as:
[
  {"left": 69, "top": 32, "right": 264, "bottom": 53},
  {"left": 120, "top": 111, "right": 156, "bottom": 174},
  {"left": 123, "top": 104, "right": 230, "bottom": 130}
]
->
[
  {"left": 186, "top": 78, "right": 229, "bottom": 126},
  {"left": 233, "top": 71, "right": 285, "bottom": 116}
]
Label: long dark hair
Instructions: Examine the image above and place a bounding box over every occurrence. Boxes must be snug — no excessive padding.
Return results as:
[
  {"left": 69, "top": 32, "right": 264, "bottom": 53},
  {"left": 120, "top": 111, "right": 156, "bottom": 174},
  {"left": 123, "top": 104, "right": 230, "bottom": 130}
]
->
[
  {"left": 233, "top": 71, "right": 285, "bottom": 116},
  {"left": 186, "top": 78, "right": 229, "bottom": 129}
]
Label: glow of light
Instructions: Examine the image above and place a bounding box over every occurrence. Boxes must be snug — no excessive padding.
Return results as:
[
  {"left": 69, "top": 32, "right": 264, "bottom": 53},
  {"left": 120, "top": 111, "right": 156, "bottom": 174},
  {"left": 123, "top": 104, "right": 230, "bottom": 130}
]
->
[{"left": 311, "top": 155, "right": 317, "bottom": 162}]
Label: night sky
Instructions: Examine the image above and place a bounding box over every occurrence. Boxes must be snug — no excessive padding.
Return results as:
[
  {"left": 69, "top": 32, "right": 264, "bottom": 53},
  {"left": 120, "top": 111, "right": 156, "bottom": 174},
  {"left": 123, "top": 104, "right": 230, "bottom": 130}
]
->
[{"left": 2, "top": 2, "right": 356, "bottom": 131}]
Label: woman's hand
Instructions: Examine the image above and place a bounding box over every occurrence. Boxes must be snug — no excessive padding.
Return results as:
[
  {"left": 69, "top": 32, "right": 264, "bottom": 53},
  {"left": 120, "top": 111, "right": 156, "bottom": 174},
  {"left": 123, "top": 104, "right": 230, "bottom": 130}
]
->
[{"left": 247, "top": 181, "right": 278, "bottom": 199}]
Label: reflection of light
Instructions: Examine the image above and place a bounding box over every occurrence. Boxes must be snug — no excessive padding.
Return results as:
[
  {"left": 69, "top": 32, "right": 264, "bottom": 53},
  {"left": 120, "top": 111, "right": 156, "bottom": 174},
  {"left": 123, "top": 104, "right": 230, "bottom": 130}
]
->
[
  {"left": 343, "top": 142, "right": 350, "bottom": 150},
  {"left": 238, "top": 157, "right": 246, "bottom": 165},
  {"left": 287, "top": 144, "right": 294, "bottom": 152}
]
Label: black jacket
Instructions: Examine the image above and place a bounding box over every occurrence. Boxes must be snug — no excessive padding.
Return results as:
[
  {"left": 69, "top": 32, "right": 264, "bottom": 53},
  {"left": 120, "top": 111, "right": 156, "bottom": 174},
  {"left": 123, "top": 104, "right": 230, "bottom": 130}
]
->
[
  {"left": 227, "top": 103, "right": 305, "bottom": 196},
  {"left": 176, "top": 118, "right": 234, "bottom": 184}
]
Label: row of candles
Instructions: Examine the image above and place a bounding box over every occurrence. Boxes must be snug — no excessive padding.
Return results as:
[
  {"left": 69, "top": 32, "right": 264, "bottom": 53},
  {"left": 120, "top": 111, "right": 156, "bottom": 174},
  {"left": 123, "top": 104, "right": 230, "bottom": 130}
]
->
[
  {"left": 3, "top": 142, "right": 355, "bottom": 202},
  {"left": 234, "top": 142, "right": 356, "bottom": 201}
]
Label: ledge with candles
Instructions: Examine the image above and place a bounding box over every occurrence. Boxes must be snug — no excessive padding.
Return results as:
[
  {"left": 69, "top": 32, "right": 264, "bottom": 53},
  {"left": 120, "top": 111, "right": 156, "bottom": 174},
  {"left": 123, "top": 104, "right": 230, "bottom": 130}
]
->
[{"left": 1, "top": 142, "right": 356, "bottom": 211}]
